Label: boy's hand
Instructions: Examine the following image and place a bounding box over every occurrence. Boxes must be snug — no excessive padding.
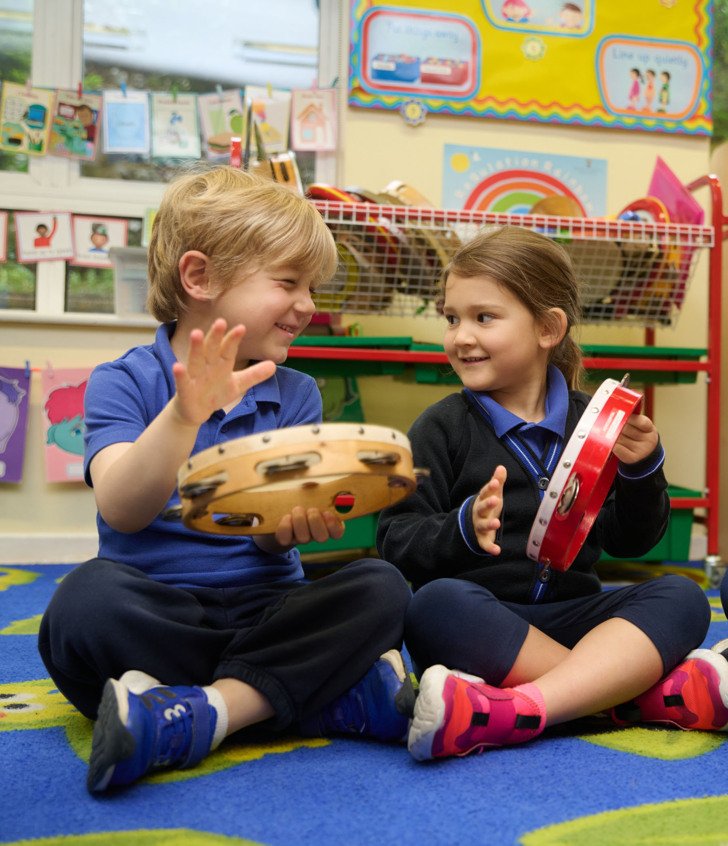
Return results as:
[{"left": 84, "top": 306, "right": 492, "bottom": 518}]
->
[
  {"left": 473, "top": 465, "right": 507, "bottom": 554},
  {"left": 171, "top": 319, "right": 276, "bottom": 427},
  {"left": 273, "top": 506, "right": 346, "bottom": 548},
  {"left": 612, "top": 413, "right": 659, "bottom": 464}
]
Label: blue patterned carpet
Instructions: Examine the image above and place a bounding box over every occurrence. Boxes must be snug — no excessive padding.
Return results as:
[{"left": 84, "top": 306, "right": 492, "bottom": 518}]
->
[{"left": 1, "top": 564, "right": 727, "bottom": 846}]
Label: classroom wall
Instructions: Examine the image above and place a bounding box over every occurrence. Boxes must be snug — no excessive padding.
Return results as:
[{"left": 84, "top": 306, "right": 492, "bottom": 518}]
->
[{"left": 0, "top": 21, "right": 718, "bottom": 563}]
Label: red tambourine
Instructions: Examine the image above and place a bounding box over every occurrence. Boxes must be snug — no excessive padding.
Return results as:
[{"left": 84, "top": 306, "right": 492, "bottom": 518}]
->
[{"left": 526, "top": 376, "right": 643, "bottom": 572}]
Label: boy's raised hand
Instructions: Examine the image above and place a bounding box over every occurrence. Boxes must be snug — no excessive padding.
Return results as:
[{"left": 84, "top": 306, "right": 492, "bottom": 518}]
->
[
  {"left": 171, "top": 319, "right": 275, "bottom": 426},
  {"left": 612, "top": 413, "right": 659, "bottom": 465},
  {"left": 472, "top": 465, "right": 507, "bottom": 555}
]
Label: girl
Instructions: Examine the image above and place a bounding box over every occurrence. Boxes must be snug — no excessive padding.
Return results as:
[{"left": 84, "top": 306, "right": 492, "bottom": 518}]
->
[
  {"left": 628, "top": 67, "right": 643, "bottom": 110},
  {"left": 377, "top": 225, "right": 727, "bottom": 762}
]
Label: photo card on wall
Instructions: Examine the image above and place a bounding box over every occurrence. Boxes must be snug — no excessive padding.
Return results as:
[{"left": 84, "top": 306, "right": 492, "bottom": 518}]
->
[
  {"left": 14, "top": 211, "right": 74, "bottom": 263},
  {"left": 70, "top": 215, "right": 129, "bottom": 268}
]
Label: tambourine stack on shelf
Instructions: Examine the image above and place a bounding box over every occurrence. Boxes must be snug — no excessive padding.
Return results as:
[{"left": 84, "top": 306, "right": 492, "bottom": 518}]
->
[{"left": 307, "top": 185, "right": 713, "bottom": 326}]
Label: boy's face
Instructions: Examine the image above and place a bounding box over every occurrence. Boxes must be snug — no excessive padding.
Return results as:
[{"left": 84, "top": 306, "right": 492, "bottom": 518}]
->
[{"left": 211, "top": 265, "right": 316, "bottom": 368}]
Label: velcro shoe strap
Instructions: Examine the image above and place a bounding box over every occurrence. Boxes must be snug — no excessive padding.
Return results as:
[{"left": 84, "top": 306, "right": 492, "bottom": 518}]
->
[{"left": 181, "top": 692, "right": 213, "bottom": 768}]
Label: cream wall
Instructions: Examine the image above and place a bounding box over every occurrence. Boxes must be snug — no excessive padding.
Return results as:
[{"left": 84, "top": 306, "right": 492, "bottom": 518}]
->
[{"left": 1, "top": 42, "right": 719, "bottom": 563}]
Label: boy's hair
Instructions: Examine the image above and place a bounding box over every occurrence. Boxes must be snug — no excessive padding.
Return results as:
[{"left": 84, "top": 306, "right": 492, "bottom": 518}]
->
[
  {"left": 441, "top": 225, "right": 584, "bottom": 389},
  {"left": 147, "top": 166, "right": 338, "bottom": 322}
]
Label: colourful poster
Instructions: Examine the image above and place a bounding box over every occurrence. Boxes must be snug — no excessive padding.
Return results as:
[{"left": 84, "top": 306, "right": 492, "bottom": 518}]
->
[
  {"left": 442, "top": 144, "right": 607, "bottom": 216},
  {"left": 41, "top": 367, "right": 91, "bottom": 483},
  {"left": 48, "top": 90, "right": 102, "bottom": 161},
  {"left": 349, "top": 1, "right": 711, "bottom": 136},
  {"left": 0, "top": 366, "right": 31, "bottom": 484}
]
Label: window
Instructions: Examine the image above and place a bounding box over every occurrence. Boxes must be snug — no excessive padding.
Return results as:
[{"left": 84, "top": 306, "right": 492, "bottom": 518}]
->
[{"left": 0, "top": 0, "right": 342, "bottom": 323}]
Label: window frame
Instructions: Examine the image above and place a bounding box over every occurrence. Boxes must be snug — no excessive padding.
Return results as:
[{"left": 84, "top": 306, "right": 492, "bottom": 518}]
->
[{"left": 0, "top": 0, "right": 343, "bottom": 326}]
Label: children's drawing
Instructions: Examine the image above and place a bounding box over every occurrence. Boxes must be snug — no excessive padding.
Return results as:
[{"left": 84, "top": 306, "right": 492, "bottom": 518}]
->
[
  {"left": 71, "top": 215, "right": 129, "bottom": 269},
  {"left": 102, "top": 89, "right": 150, "bottom": 155},
  {"left": 0, "top": 367, "right": 30, "bottom": 484},
  {"left": 42, "top": 368, "right": 91, "bottom": 483},
  {"left": 14, "top": 212, "right": 74, "bottom": 263},
  {"left": 197, "top": 89, "right": 245, "bottom": 159},
  {"left": 245, "top": 86, "right": 291, "bottom": 155},
  {"left": 48, "top": 91, "right": 102, "bottom": 161},
  {"left": 0, "top": 82, "right": 54, "bottom": 156},
  {"left": 150, "top": 92, "right": 201, "bottom": 159},
  {"left": 290, "top": 89, "right": 337, "bottom": 152}
]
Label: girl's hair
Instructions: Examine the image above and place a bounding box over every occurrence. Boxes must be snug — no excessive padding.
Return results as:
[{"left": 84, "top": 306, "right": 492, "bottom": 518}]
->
[
  {"left": 147, "top": 166, "right": 338, "bottom": 322},
  {"left": 441, "top": 225, "right": 584, "bottom": 389}
]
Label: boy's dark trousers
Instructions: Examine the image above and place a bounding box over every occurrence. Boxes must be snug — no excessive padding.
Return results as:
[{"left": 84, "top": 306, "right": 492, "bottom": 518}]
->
[{"left": 38, "top": 557, "right": 411, "bottom": 727}]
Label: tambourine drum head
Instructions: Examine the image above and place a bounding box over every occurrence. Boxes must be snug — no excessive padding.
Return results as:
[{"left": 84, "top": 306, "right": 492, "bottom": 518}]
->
[
  {"left": 177, "top": 422, "right": 419, "bottom": 535},
  {"left": 526, "top": 378, "right": 642, "bottom": 572}
]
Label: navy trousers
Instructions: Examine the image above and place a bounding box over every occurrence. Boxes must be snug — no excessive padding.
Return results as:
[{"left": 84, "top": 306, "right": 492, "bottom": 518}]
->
[
  {"left": 404, "top": 574, "right": 710, "bottom": 682},
  {"left": 38, "top": 557, "right": 411, "bottom": 726}
]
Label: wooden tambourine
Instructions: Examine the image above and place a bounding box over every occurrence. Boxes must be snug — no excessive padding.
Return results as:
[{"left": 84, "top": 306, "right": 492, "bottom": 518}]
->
[
  {"left": 526, "top": 377, "right": 643, "bottom": 572},
  {"left": 177, "top": 423, "right": 422, "bottom": 535}
]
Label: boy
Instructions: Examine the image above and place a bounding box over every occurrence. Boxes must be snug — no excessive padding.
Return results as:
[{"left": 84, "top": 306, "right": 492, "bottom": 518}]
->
[{"left": 38, "top": 167, "right": 412, "bottom": 793}]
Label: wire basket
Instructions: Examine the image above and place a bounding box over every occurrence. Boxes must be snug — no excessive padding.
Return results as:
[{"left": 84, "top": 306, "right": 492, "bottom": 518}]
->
[{"left": 312, "top": 201, "right": 714, "bottom": 327}]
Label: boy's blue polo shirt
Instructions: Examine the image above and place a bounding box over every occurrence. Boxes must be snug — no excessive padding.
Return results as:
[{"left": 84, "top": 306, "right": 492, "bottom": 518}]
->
[{"left": 83, "top": 322, "right": 322, "bottom": 589}]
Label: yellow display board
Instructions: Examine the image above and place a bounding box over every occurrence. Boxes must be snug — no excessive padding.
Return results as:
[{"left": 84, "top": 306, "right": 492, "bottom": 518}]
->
[{"left": 348, "top": 0, "right": 711, "bottom": 136}]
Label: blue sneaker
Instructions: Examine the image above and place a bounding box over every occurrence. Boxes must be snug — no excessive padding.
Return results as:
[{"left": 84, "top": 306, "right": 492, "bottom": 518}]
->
[
  {"left": 87, "top": 671, "right": 218, "bottom": 793},
  {"left": 299, "top": 650, "right": 413, "bottom": 742}
]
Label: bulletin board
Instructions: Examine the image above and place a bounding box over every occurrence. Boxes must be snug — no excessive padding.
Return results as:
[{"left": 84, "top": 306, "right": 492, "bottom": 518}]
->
[{"left": 348, "top": 0, "right": 712, "bottom": 136}]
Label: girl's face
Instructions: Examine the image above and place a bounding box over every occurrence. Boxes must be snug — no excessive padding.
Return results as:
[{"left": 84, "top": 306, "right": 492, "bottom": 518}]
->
[{"left": 442, "top": 273, "right": 553, "bottom": 401}]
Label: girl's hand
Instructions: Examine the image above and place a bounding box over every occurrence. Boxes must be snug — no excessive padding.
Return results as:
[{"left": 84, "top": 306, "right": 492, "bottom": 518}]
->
[
  {"left": 612, "top": 413, "right": 659, "bottom": 464},
  {"left": 473, "top": 465, "right": 507, "bottom": 554},
  {"left": 171, "top": 319, "right": 276, "bottom": 427},
  {"left": 273, "top": 506, "right": 346, "bottom": 548}
]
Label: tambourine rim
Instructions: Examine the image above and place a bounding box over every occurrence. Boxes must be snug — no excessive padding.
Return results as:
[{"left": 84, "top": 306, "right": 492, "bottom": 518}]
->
[
  {"left": 526, "top": 378, "right": 642, "bottom": 568},
  {"left": 179, "top": 422, "right": 412, "bottom": 482}
]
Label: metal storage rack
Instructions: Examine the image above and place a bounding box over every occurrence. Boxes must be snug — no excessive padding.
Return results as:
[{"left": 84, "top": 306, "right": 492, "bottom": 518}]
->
[{"left": 297, "top": 174, "right": 725, "bottom": 583}]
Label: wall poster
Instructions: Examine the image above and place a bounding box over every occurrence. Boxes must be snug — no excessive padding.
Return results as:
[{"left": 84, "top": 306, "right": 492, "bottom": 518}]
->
[
  {"left": 443, "top": 144, "right": 607, "bottom": 215},
  {"left": 348, "top": 0, "right": 711, "bottom": 136}
]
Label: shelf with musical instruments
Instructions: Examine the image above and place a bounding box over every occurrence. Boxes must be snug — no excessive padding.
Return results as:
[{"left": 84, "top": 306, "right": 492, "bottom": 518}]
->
[
  {"left": 309, "top": 181, "right": 714, "bottom": 328},
  {"left": 300, "top": 174, "right": 727, "bottom": 583}
]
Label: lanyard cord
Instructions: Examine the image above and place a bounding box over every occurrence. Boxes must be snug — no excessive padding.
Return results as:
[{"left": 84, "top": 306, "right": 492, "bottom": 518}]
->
[{"left": 464, "top": 390, "right": 562, "bottom": 603}]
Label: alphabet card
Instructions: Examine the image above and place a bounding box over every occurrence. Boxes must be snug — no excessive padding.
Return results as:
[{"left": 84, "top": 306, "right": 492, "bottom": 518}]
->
[
  {"left": 70, "top": 215, "right": 129, "bottom": 268},
  {"left": 0, "top": 366, "right": 31, "bottom": 484},
  {"left": 42, "top": 367, "right": 91, "bottom": 483},
  {"left": 0, "top": 82, "right": 54, "bottom": 156},
  {"left": 14, "top": 211, "right": 74, "bottom": 263},
  {"left": 49, "top": 90, "right": 102, "bottom": 161}
]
